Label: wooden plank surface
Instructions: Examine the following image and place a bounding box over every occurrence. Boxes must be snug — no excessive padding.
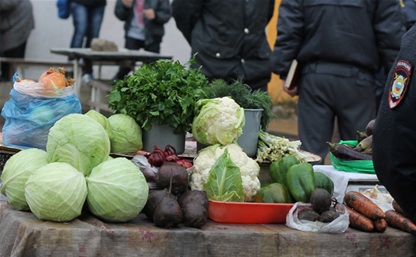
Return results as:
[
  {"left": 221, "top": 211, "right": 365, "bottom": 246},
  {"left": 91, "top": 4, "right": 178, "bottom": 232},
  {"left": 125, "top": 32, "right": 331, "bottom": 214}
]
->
[{"left": 0, "top": 200, "right": 415, "bottom": 257}]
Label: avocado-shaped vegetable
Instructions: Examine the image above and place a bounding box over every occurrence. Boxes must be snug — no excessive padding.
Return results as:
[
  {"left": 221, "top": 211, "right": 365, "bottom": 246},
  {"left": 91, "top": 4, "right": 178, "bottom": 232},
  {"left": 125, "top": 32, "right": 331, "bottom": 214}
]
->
[
  {"left": 298, "top": 208, "right": 320, "bottom": 222},
  {"left": 314, "top": 172, "right": 334, "bottom": 196},
  {"left": 254, "top": 183, "right": 293, "bottom": 203},
  {"left": 310, "top": 188, "right": 332, "bottom": 214},
  {"left": 269, "top": 155, "right": 299, "bottom": 187}
]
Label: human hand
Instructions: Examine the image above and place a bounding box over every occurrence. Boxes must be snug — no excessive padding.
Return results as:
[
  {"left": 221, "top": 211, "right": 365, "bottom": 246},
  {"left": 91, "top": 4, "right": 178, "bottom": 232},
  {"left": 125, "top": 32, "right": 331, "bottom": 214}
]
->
[
  {"left": 122, "top": 0, "right": 133, "bottom": 8},
  {"left": 282, "top": 80, "right": 298, "bottom": 97},
  {"left": 144, "top": 9, "right": 155, "bottom": 20}
]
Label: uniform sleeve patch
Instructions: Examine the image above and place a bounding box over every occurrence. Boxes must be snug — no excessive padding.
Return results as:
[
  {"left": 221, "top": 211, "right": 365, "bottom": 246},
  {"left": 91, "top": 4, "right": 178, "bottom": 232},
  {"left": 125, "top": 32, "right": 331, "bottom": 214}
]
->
[{"left": 389, "top": 60, "right": 412, "bottom": 109}]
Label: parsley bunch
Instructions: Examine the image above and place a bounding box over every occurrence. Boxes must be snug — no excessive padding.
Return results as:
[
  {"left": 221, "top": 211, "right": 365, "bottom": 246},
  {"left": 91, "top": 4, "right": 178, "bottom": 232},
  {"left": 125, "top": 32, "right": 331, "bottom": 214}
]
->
[{"left": 108, "top": 59, "right": 209, "bottom": 134}]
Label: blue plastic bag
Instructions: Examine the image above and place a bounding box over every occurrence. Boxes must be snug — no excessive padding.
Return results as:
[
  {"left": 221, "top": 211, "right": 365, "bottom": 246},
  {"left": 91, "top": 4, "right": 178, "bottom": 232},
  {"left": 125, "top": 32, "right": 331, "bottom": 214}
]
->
[
  {"left": 57, "top": 0, "right": 71, "bottom": 19},
  {"left": 1, "top": 88, "right": 82, "bottom": 150}
]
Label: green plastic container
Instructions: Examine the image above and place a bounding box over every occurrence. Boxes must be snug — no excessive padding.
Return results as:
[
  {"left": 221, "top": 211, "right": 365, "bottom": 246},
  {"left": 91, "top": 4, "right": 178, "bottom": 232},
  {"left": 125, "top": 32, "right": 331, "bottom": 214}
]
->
[{"left": 329, "top": 140, "right": 375, "bottom": 174}]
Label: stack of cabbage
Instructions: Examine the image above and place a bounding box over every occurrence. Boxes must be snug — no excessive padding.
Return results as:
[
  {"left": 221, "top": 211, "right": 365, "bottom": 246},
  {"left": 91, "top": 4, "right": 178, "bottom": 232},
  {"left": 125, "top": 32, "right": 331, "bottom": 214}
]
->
[
  {"left": 191, "top": 97, "right": 261, "bottom": 202},
  {"left": 0, "top": 112, "right": 149, "bottom": 222}
]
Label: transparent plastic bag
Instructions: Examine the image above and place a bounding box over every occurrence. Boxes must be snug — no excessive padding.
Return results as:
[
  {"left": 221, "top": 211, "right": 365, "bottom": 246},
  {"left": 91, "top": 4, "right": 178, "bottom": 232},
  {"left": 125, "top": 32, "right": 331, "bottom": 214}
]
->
[
  {"left": 1, "top": 87, "right": 82, "bottom": 150},
  {"left": 286, "top": 202, "right": 350, "bottom": 233}
]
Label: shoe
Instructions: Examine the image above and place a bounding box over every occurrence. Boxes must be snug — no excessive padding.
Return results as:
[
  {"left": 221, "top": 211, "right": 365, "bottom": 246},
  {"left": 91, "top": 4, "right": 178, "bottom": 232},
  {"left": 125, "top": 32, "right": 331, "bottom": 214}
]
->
[{"left": 81, "top": 73, "right": 93, "bottom": 86}]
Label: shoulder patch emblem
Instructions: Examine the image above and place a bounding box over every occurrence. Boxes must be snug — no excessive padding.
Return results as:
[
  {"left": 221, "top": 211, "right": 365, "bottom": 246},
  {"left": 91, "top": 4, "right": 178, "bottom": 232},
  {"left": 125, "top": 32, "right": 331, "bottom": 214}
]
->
[{"left": 389, "top": 60, "right": 412, "bottom": 109}]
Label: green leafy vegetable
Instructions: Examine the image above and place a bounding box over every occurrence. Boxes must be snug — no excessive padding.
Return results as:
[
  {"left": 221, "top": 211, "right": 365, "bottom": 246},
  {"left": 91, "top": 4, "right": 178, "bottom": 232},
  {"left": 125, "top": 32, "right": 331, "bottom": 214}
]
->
[
  {"left": 203, "top": 149, "right": 245, "bottom": 202},
  {"left": 108, "top": 59, "right": 209, "bottom": 134},
  {"left": 24, "top": 162, "right": 88, "bottom": 222},
  {"left": 85, "top": 110, "right": 113, "bottom": 140},
  {"left": 0, "top": 148, "right": 49, "bottom": 211},
  {"left": 86, "top": 158, "right": 149, "bottom": 222}
]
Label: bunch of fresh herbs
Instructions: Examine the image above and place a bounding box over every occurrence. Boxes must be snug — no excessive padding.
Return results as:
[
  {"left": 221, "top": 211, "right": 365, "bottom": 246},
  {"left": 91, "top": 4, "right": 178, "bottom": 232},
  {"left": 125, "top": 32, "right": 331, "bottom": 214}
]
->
[
  {"left": 201, "top": 79, "right": 275, "bottom": 129},
  {"left": 108, "top": 59, "right": 209, "bottom": 134}
]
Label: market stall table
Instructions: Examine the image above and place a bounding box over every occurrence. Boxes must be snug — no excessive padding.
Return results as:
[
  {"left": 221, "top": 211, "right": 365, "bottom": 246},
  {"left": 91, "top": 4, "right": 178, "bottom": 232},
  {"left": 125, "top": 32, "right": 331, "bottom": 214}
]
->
[{"left": 0, "top": 199, "right": 415, "bottom": 257}]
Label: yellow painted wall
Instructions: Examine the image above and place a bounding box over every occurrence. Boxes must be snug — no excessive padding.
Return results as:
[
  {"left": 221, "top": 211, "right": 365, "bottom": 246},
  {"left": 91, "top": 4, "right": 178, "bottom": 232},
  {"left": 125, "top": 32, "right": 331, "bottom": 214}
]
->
[{"left": 266, "top": 0, "right": 293, "bottom": 104}]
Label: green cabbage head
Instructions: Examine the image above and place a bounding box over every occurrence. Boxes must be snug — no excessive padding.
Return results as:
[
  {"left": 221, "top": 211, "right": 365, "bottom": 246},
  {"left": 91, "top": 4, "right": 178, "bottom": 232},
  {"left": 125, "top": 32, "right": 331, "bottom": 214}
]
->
[
  {"left": 85, "top": 110, "right": 113, "bottom": 140},
  {"left": 24, "top": 162, "right": 87, "bottom": 222},
  {"left": 47, "top": 113, "right": 111, "bottom": 176},
  {"left": 108, "top": 114, "right": 143, "bottom": 154},
  {"left": 192, "top": 97, "right": 245, "bottom": 145},
  {"left": 0, "top": 148, "right": 49, "bottom": 211},
  {"left": 86, "top": 157, "right": 149, "bottom": 222}
]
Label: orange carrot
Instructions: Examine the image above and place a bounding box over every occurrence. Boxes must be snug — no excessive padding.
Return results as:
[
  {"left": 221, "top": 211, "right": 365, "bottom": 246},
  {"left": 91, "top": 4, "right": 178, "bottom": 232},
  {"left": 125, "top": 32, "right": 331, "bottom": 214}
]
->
[
  {"left": 373, "top": 218, "right": 388, "bottom": 232},
  {"left": 385, "top": 210, "right": 416, "bottom": 236},
  {"left": 392, "top": 200, "right": 405, "bottom": 215},
  {"left": 346, "top": 206, "right": 374, "bottom": 232},
  {"left": 344, "top": 191, "right": 385, "bottom": 220}
]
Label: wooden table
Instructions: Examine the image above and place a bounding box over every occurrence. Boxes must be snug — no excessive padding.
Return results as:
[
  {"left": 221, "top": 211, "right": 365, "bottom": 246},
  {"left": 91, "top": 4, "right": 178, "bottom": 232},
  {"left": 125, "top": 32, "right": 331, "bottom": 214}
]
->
[
  {"left": 0, "top": 199, "right": 415, "bottom": 257},
  {"left": 50, "top": 48, "right": 173, "bottom": 111}
]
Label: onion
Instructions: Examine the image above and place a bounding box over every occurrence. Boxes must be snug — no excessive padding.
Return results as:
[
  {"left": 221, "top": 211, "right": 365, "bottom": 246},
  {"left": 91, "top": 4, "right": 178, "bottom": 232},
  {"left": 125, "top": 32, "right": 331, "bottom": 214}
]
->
[{"left": 38, "top": 67, "right": 74, "bottom": 88}]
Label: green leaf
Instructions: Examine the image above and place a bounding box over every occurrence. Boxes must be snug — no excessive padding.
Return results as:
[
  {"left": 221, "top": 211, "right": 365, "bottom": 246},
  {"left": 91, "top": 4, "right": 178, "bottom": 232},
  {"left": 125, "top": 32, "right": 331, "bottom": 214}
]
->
[{"left": 203, "top": 149, "right": 245, "bottom": 202}]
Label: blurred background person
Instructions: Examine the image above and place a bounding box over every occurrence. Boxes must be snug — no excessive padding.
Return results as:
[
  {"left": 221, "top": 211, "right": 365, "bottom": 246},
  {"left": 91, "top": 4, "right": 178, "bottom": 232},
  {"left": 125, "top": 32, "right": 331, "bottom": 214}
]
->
[
  {"left": 113, "top": 0, "right": 171, "bottom": 80},
  {"left": 171, "top": 0, "right": 275, "bottom": 92},
  {"left": 271, "top": 0, "right": 405, "bottom": 163},
  {"left": 0, "top": 0, "right": 34, "bottom": 82},
  {"left": 69, "top": 0, "right": 107, "bottom": 84}
]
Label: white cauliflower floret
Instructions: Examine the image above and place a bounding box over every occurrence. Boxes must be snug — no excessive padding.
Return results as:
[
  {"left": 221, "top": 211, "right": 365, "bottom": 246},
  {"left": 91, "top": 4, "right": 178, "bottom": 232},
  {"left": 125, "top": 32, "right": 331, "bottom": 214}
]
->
[
  {"left": 190, "top": 143, "right": 261, "bottom": 201},
  {"left": 192, "top": 97, "right": 245, "bottom": 145}
]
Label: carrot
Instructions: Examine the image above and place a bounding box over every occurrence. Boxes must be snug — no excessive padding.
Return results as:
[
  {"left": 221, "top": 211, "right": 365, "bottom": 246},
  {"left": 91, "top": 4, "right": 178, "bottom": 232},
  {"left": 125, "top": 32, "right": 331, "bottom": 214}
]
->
[
  {"left": 345, "top": 206, "right": 374, "bottom": 232},
  {"left": 392, "top": 199, "right": 405, "bottom": 215},
  {"left": 385, "top": 210, "right": 416, "bottom": 236},
  {"left": 344, "top": 191, "right": 385, "bottom": 220},
  {"left": 373, "top": 218, "right": 388, "bottom": 232}
]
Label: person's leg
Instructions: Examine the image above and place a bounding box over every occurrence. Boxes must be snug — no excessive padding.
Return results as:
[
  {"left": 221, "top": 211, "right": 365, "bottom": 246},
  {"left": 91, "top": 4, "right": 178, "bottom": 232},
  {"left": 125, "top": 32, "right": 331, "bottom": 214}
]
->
[
  {"left": 336, "top": 74, "right": 376, "bottom": 141},
  {"left": 70, "top": 3, "right": 88, "bottom": 48},
  {"left": 298, "top": 73, "right": 335, "bottom": 164},
  {"left": 114, "top": 37, "right": 145, "bottom": 80},
  {"left": 0, "top": 41, "right": 27, "bottom": 81}
]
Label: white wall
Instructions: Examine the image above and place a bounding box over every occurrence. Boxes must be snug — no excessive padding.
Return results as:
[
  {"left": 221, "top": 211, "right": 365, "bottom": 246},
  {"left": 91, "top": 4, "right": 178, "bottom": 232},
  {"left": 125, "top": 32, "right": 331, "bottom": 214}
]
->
[{"left": 25, "top": 0, "right": 190, "bottom": 79}]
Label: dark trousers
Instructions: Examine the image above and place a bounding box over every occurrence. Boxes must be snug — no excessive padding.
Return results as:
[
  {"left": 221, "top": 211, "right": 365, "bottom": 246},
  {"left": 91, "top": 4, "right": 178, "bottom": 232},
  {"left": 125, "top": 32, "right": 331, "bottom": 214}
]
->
[
  {"left": 298, "top": 61, "right": 376, "bottom": 164},
  {"left": 0, "top": 41, "right": 27, "bottom": 81},
  {"left": 114, "top": 36, "right": 161, "bottom": 80}
]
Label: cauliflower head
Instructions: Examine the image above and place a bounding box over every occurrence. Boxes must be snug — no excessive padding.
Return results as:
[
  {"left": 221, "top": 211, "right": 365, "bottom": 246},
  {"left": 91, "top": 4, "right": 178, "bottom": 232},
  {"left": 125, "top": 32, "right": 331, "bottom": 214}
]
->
[
  {"left": 190, "top": 144, "right": 261, "bottom": 201},
  {"left": 192, "top": 97, "right": 245, "bottom": 145}
]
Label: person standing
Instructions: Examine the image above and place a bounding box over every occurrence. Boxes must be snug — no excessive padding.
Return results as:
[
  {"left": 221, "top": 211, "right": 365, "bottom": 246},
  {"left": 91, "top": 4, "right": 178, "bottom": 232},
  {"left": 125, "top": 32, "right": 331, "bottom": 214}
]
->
[
  {"left": 171, "top": 0, "right": 275, "bottom": 91},
  {"left": 271, "top": 0, "right": 405, "bottom": 163},
  {"left": 113, "top": 0, "right": 171, "bottom": 80},
  {"left": 0, "top": 0, "right": 34, "bottom": 82},
  {"left": 69, "top": 0, "right": 107, "bottom": 83}
]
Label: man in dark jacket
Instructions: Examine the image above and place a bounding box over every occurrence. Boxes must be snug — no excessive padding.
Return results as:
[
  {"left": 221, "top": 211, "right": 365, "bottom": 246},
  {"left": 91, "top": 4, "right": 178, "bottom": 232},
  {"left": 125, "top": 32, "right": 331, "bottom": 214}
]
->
[
  {"left": 271, "top": 0, "right": 405, "bottom": 163},
  {"left": 114, "top": 0, "right": 171, "bottom": 80},
  {"left": 171, "top": 0, "right": 275, "bottom": 91},
  {"left": 373, "top": 23, "right": 416, "bottom": 224}
]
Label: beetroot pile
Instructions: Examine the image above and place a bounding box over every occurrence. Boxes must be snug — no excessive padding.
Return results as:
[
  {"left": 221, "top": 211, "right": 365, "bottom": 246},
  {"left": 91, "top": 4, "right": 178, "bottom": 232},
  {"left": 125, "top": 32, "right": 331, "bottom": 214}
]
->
[{"left": 134, "top": 145, "right": 209, "bottom": 229}]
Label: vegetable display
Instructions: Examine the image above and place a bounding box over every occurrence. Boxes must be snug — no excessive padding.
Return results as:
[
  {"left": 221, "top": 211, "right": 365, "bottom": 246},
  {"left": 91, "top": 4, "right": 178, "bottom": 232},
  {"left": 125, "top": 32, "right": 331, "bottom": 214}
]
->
[
  {"left": 192, "top": 97, "right": 245, "bottom": 146},
  {"left": 46, "top": 113, "right": 111, "bottom": 176},
  {"left": 86, "top": 158, "right": 149, "bottom": 222},
  {"left": 190, "top": 144, "right": 260, "bottom": 202},
  {"left": 0, "top": 148, "right": 49, "bottom": 211},
  {"left": 24, "top": 162, "right": 87, "bottom": 222},
  {"left": 108, "top": 58, "right": 209, "bottom": 134}
]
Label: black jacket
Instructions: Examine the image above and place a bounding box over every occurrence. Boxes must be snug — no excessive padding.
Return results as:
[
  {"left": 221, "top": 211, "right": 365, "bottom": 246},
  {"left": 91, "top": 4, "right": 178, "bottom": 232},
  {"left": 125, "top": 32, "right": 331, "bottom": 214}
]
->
[
  {"left": 171, "top": 0, "right": 275, "bottom": 90},
  {"left": 271, "top": 0, "right": 405, "bottom": 79},
  {"left": 114, "top": 0, "right": 171, "bottom": 49},
  {"left": 373, "top": 25, "right": 416, "bottom": 223}
]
